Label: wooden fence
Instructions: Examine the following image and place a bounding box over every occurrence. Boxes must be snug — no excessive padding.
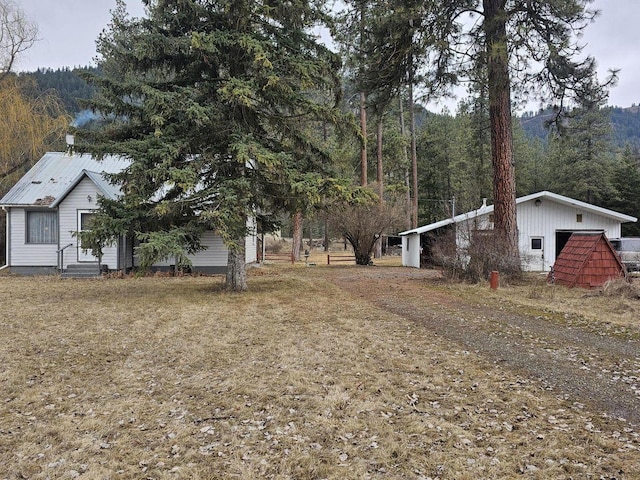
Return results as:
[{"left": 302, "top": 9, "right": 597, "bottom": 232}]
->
[
  {"left": 327, "top": 255, "right": 356, "bottom": 265},
  {"left": 264, "top": 253, "right": 294, "bottom": 264}
]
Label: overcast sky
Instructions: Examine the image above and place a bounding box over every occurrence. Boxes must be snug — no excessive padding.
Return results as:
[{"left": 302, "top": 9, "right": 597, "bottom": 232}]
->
[{"left": 15, "top": 0, "right": 640, "bottom": 110}]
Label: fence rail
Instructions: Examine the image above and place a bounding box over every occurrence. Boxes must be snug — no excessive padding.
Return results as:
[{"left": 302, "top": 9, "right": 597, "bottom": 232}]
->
[
  {"left": 264, "top": 252, "right": 294, "bottom": 264},
  {"left": 327, "top": 255, "right": 356, "bottom": 265}
]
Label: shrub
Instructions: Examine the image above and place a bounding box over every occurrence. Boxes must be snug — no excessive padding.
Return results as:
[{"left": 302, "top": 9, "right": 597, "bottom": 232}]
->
[{"left": 601, "top": 278, "right": 640, "bottom": 299}]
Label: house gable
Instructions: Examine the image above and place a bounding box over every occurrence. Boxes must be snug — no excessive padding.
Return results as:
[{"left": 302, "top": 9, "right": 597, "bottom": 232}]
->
[
  {"left": 0, "top": 152, "right": 129, "bottom": 208},
  {"left": 50, "top": 170, "right": 122, "bottom": 208}
]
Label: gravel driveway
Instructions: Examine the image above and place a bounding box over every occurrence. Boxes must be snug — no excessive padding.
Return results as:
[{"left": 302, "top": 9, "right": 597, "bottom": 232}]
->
[{"left": 323, "top": 267, "right": 640, "bottom": 426}]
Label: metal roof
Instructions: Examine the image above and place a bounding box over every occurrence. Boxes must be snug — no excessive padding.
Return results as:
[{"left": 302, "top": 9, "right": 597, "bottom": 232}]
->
[
  {"left": 0, "top": 152, "right": 130, "bottom": 207},
  {"left": 399, "top": 191, "right": 637, "bottom": 236}
]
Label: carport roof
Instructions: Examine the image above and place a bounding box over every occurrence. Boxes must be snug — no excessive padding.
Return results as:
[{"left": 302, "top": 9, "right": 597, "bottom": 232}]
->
[{"left": 399, "top": 191, "right": 637, "bottom": 236}]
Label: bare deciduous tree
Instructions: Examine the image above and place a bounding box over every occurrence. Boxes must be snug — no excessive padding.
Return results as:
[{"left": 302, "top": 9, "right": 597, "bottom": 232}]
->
[
  {"left": 329, "top": 185, "right": 406, "bottom": 265},
  {"left": 0, "top": 0, "right": 38, "bottom": 80}
]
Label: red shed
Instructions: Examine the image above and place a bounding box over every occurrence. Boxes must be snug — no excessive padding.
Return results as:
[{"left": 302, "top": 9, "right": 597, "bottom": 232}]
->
[{"left": 549, "top": 232, "right": 627, "bottom": 289}]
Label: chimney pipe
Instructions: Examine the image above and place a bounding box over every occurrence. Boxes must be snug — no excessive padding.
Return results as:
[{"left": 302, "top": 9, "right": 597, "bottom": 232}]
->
[{"left": 65, "top": 134, "right": 75, "bottom": 156}]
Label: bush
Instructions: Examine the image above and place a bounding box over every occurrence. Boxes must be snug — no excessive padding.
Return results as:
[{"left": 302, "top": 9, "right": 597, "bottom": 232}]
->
[
  {"left": 601, "top": 278, "right": 640, "bottom": 299},
  {"left": 431, "top": 227, "right": 522, "bottom": 283}
]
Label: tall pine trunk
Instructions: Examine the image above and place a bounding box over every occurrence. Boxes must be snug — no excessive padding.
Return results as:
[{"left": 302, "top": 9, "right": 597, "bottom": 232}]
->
[
  {"left": 375, "top": 119, "right": 384, "bottom": 258},
  {"left": 360, "top": 91, "right": 368, "bottom": 186},
  {"left": 409, "top": 78, "right": 418, "bottom": 229},
  {"left": 484, "top": 0, "right": 520, "bottom": 273},
  {"left": 399, "top": 95, "right": 411, "bottom": 230},
  {"left": 226, "top": 237, "right": 247, "bottom": 292},
  {"left": 292, "top": 211, "right": 303, "bottom": 261},
  {"left": 359, "top": 3, "right": 367, "bottom": 187}
]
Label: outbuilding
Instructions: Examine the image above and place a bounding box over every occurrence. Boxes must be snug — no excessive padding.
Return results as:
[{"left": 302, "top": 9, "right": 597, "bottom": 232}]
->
[
  {"left": 399, "top": 191, "right": 637, "bottom": 272},
  {"left": 549, "top": 232, "right": 627, "bottom": 288}
]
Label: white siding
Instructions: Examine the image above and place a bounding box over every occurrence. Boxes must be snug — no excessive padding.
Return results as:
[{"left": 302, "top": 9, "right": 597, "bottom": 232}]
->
[
  {"left": 152, "top": 230, "right": 228, "bottom": 267},
  {"left": 401, "top": 195, "right": 630, "bottom": 272},
  {"left": 402, "top": 234, "right": 421, "bottom": 268},
  {"left": 245, "top": 216, "right": 258, "bottom": 264},
  {"left": 456, "top": 200, "right": 623, "bottom": 272},
  {"left": 516, "top": 200, "right": 621, "bottom": 272},
  {"left": 7, "top": 207, "right": 57, "bottom": 266},
  {"left": 58, "top": 176, "right": 119, "bottom": 269}
]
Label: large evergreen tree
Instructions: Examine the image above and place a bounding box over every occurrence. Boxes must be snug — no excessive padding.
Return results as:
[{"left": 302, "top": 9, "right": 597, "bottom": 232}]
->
[
  {"left": 547, "top": 96, "right": 615, "bottom": 205},
  {"left": 80, "top": 0, "right": 344, "bottom": 291}
]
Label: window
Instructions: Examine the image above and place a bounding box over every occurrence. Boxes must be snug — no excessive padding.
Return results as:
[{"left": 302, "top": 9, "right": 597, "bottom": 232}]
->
[
  {"left": 531, "top": 238, "right": 542, "bottom": 250},
  {"left": 26, "top": 211, "right": 58, "bottom": 244},
  {"left": 576, "top": 213, "right": 583, "bottom": 223}
]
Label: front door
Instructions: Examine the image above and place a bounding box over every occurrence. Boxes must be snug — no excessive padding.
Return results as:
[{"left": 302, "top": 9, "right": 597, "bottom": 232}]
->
[{"left": 77, "top": 210, "right": 97, "bottom": 262}]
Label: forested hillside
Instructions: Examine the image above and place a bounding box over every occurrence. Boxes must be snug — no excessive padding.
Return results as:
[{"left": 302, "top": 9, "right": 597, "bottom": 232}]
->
[
  {"left": 23, "top": 67, "right": 640, "bottom": 149},
  {"left": 21, "top": 67, "right": 97, "bottom": 114},
  {"left": 519, "top": 106, "right": 640, "bottom": 147}
]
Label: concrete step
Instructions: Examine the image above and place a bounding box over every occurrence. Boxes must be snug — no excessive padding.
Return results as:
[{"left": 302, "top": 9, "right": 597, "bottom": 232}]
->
[{"left": 61, "top": 263, "right": 101, "bottom": 279}]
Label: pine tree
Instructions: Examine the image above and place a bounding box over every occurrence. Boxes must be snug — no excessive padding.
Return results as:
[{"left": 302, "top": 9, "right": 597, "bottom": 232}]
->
[
  {"left": 423, "top": 0, "right": 614, "bottom": 273},
  {"left": 609, "top": 146, "right": 640, "bottom": 237},
  {"left": 80, "top": 0, "right": 345, "bottom": 291},
  {"left": 547, "top": 98, "right": 615, "bottom": 205}
]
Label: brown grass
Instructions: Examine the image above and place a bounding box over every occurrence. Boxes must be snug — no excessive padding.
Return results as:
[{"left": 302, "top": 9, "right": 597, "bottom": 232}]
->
[
  {"left": 0, "top": 264, "right": 639, "bottom": 479},
  {"left": 431, "top": 271, "right": 640, "bottom": 335}
]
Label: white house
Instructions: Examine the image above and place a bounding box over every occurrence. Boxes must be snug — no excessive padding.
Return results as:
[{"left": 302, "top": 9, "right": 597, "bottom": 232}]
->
[
  {"left": 0, "top": 152, "right": 257, "bottom": 275},
  {"left": 399, "top": 191, "right": 637, "bottom": 272}
]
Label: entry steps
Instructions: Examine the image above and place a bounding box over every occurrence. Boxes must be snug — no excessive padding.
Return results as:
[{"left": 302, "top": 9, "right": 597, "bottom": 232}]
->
[{"left": 60, "top": 263, "right": 102, "bottom": 279}]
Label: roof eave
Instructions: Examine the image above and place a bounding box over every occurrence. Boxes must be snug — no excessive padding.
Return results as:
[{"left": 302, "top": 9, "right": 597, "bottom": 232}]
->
[{"left": 0, "top": 203, "right": 56, "bottom": 209}]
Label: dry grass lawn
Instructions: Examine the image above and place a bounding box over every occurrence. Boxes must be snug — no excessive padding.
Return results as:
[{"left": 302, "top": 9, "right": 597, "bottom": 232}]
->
[{"left": 1, "top": 262, "right": 639, "bottom": 479}]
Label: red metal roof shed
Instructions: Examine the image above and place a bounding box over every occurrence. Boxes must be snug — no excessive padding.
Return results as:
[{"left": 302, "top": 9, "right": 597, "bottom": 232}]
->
[{"left": 550, "top": 232, "right": 627, "bottom": 289}]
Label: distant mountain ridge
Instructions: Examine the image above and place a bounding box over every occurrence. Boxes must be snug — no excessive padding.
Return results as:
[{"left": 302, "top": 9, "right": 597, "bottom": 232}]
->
[
  {"left": 519, "top": 105, "right": 640, "bottom": 147},
  {"left": 21, "top": 67, "right": 97, "bottom": 115},
  {"left": 21, "top": 67, "right": 640, "bottom": 148}
]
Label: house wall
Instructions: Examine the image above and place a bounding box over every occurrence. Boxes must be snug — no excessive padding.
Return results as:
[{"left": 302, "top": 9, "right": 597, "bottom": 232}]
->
[
  {"left": 58, "top": 177, "right": 119, "bottom": 270},
  {"left": 6, "top": 207, "right": 58, "bottom": 269},
  {"left": 245, "top": 216, "right": 258, "bottom": 264},
  {"left": 151, "top": 230, "right": 229, "bottom": 273}
]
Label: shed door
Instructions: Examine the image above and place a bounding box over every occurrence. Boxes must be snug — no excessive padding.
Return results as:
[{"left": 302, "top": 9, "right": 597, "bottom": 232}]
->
[
  {"left": 529, "top": 236, "right": 544, "bottom": 271},
  {"left": 77, "top": 210, "right": 98, "bottom": 262}
]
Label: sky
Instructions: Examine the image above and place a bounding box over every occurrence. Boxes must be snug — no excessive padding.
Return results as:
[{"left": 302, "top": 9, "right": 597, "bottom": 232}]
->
[{"left": 14, "top": 0, "right": 640, "bottom": 110}]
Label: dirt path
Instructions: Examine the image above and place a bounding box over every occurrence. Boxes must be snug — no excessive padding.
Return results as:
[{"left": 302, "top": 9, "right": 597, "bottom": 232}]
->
[{"left": 321, "top": 267, "right": 640, "bottom": 426}]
